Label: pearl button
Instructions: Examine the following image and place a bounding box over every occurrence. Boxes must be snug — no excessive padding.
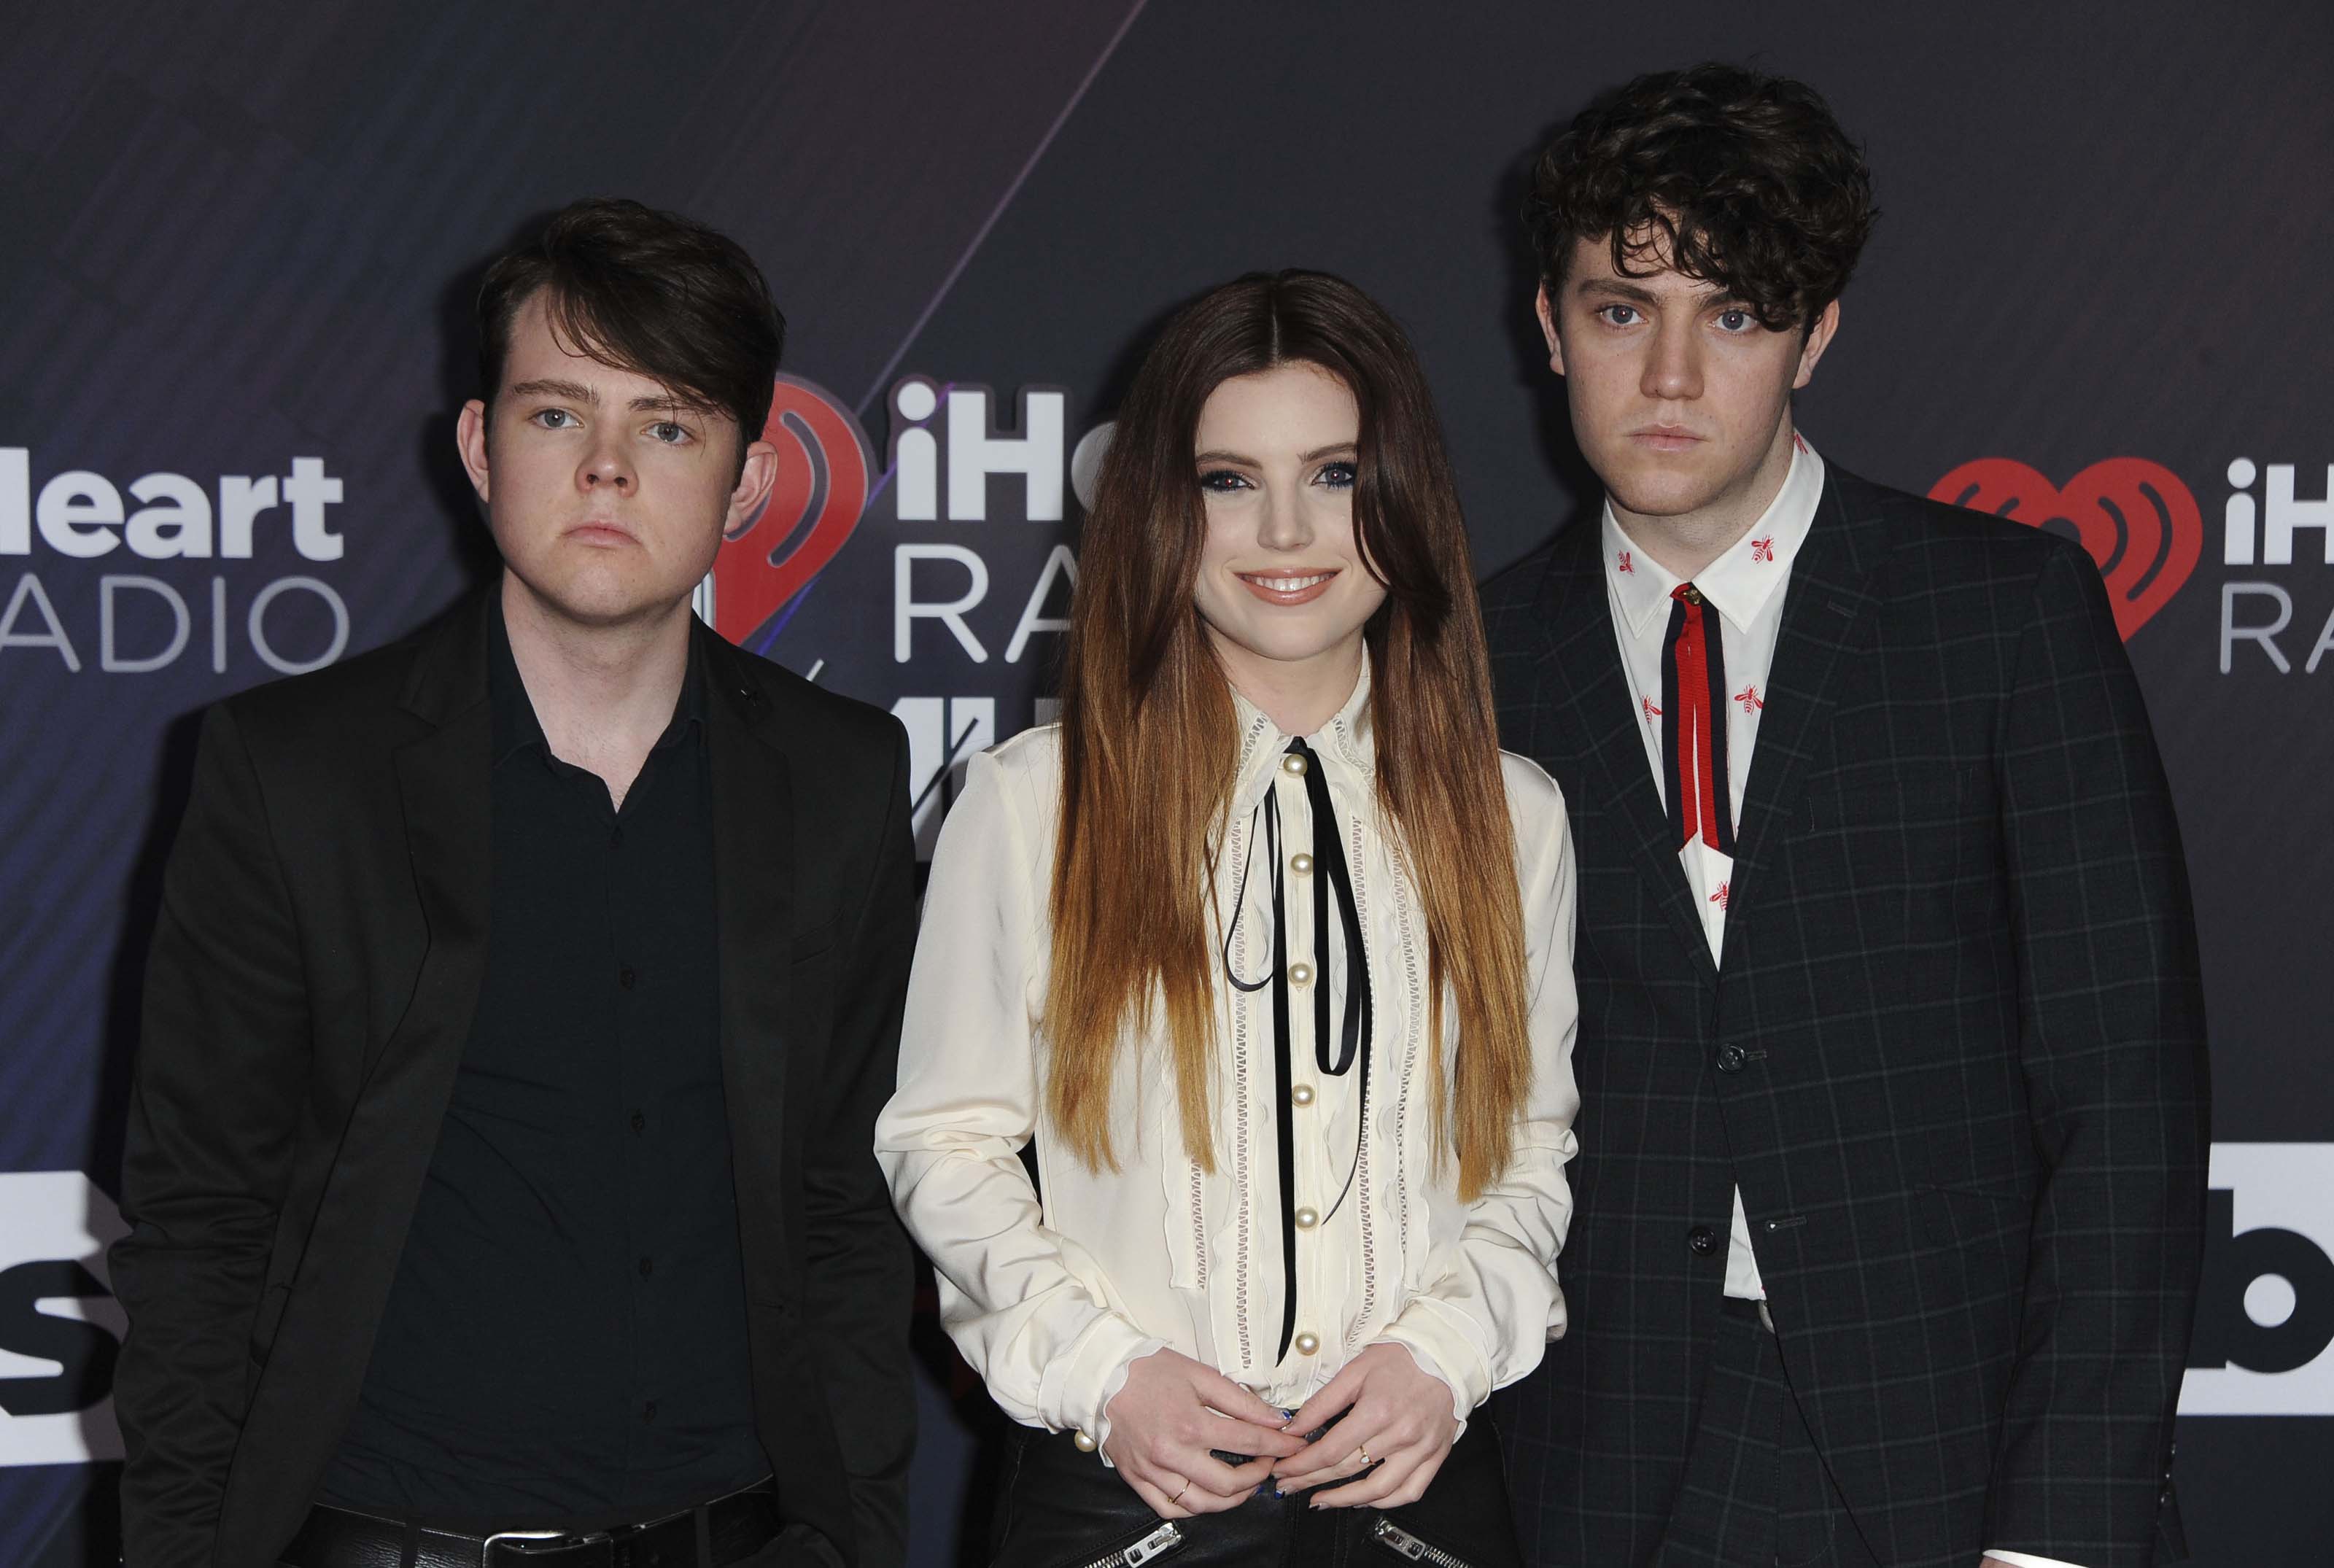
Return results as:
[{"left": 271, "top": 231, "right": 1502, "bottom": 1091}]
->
[
  {"left": 1288, "top": 961, "right": 1314, "bottom": 987},
  {"left": 1294, "top": 1206, "right": 1319, "bottom": 1230},
  {"left": 1073, "top": 1431, "right": 1098, "bottom": 1452},
  {"left": 1282, "top": 753, "right": 1308, "bottom": 777},
  {"left": 1291, "top": 1084, "right": 1316, "bottom": 1107},
  {"left": 1293, "top": 1331, "right": 1320, "bottom": 1356},
  {"left": 1290, "top": 853, "right": 1314, "bottom": 875}
]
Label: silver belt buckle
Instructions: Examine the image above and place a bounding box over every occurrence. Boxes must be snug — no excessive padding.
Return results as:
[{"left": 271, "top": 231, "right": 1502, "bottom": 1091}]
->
[{"left": 481, "top": 1529, "right": 603, "bottom": 1564}]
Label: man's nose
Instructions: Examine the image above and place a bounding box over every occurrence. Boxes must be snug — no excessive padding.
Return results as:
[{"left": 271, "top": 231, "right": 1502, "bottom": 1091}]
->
[
  {"left": 1642, "top": 319, "right": 1703, "bottom": 403},
  {"left": 580, "top": 434, "right": 634, "bottom": 491}
]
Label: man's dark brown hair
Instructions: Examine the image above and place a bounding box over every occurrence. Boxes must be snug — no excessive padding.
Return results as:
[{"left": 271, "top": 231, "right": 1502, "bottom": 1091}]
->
[
  {"left": 476, "top": 197, "right": 785, "bottom": 457},
  {"left": 1524, "top": 63, "right": 1877, "bottom": 332}
]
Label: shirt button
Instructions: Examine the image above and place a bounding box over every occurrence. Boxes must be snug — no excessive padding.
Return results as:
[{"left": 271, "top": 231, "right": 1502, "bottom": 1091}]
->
[
  {"left": 1281, "top": 753, "right": 1308, "bottom": 777},
  {"left": 1290, "top": 1084, "right": 1316, "bottom": 1108},
  {"left": 637, "top": 1256, "right": 654, "bottom": 1277},
  {"left": 1287, "top": 960, "right": 1315, "bottom": 988},
  {"left": 1293, "top": 1206, "right": 1319, "bottom": 1230},
  {"left": 1290, "top": 853, "right": 1314, "bottom": 876},
  {"left": 1715, "top": 1044, "right": 1747, "bottom": 1074},
  {"left": 1688, "top": 1225, "right": 1720, "bottom": 1257},
  {"left": 1073, "top": 1431, "right": 1098, "bottom": 1452},
  {"left": 619, "top": 966, "right": 637, "bottom": 990},
  {"left": 1293, "top": 1331, "right": 1320, "bottom": 1356},
  {"left": 631, "top": 1110, "right": 646, "bottom": 1133}
]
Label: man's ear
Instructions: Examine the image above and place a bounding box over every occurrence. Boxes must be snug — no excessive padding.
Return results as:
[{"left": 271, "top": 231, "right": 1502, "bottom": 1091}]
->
[
  {"left": 724, "top": 436, "right": 780, "bottom": 540},
  {"left": 1535, "top": 282, "right": 1567, "bottom": 378},
  {"left": 456, "top": 398, "right": 492, "bottom": 505},
  {"left": 1792, "top": 298, "right": 1842, "bottom": 390}
]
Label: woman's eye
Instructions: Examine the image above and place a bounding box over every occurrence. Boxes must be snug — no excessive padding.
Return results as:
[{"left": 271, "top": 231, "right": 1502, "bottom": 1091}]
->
[
  {"left": 1315, "top": 462, "right": 1357, "bottom": 490},
  {"left": 1198, "top": 469, "right": 1252, "bottom": 493},
  {"left": 1598, "top": 304, "right": 1640, "bottom": 327},
  {"left": 649, "top": 422, "right": 690, "bottom": 445},
  {"left": 532, "top": 408, "right": 578, "bottom": 430}
]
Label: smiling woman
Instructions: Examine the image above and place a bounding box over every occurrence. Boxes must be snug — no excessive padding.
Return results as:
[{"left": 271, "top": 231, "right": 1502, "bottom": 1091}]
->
[{"left": 877, "top": 270, "right": 1581, "bottom": 1567}]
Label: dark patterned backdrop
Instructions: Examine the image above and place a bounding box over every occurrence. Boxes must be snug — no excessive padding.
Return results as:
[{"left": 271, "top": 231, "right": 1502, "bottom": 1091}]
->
[{"left": 2, "top": 3, "right": 2328, "bottom": 1562}]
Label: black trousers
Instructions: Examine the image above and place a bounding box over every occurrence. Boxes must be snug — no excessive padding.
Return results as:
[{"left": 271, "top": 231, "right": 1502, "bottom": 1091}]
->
[
  {"left": 990, "top": 1411, "right": 1523, "bottom": 1568},
  {"left": 1656, "top": 1300, "right": 1877, "bottom": 1568}
]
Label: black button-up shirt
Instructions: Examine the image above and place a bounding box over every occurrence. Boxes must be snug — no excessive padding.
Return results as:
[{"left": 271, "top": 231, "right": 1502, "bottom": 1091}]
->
[{"left": 322, "top": 602, "right": 763, "bottom": 1522}]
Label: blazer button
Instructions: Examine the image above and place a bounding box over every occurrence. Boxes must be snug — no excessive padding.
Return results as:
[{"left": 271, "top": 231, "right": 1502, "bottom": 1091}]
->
[
  {"left": 1688, "top": 1225, "right": 1720, "bottom": 1257},
  {"left": 1715, "top": 1044, "right": 1747, "bottom": 1074}
]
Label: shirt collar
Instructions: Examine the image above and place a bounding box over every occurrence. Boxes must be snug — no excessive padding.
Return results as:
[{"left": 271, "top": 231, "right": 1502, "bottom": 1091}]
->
[
  {"left": 1229, "top": 655, "right": 1376, "bottom": 810},
  {"left": 488, "top": 594, "right": 707, "bottom": 769},
  {"left": 1601, "top": 435, "right": 1827, "bottom": 637}
]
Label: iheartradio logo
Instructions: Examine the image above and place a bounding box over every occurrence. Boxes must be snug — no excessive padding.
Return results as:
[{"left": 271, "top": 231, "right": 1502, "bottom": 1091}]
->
[
  {"left": 1928, "top": 458, "right": 2202, "bottom": 639},
  {"left": 705, "top": 374, "right": 875, "bottom": 653}
]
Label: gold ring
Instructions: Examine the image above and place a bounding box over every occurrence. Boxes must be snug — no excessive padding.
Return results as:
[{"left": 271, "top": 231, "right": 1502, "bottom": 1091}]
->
[
  {"left": 1354, "top": 1444, "right": 1372, "bottom": 1467},
  {"left": 1170, "top": 1478, "right": 1190, "bottom": 1505}
]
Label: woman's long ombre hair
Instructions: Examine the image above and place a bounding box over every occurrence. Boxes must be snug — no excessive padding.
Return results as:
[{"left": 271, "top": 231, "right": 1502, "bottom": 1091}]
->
[{"left": 1047, "top": 270, "right": 1532, "bottom": 1201}]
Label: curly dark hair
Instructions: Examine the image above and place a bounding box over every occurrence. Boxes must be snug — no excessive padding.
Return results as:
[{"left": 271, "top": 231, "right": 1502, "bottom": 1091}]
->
[{"left": 1524, "top": 63, "right": 1877, "bottom": 332}]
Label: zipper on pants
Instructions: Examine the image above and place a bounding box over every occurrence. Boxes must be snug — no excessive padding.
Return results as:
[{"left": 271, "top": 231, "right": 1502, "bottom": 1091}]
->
[
  {"left": 1372, "top": 1515, "right": 1476, "bottom": 1568},
  {"left": 1079, "top": 1519, "right": 1184, "bottom": 1568}
]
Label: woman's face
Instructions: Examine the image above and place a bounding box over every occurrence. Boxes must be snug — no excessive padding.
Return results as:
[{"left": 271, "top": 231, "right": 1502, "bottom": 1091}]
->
[{"left": 1190, "top": 362, "right": 1389, "bottom": 704}]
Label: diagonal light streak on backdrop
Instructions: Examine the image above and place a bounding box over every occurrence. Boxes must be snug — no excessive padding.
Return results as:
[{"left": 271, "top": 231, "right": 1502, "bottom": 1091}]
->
[{"left": 855, "top": 0, "right": 1151, "bottom": 416}]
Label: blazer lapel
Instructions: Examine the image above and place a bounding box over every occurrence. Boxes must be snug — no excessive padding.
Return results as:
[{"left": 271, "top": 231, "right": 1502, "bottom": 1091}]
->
[
  {"left": 700, "top": 624, "right": 797, "bottom": 1296},
  {"left": 1721, "top": 470, "right": 1886, "bottom": 932},
  {"left": 229, "top": 594, "right": 495, "bottom": 1540},
  {"left": 1535, "top": 519, "right": 1718, "bottom": 983}
]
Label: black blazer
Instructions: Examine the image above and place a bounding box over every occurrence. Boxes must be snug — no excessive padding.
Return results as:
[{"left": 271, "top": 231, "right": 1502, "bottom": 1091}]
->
[
  {"left": 1483, "top": 468, "right": 2209, "bottom": 1568},
  {"left": 109, "top": 593, "right": 918, "bottom": 1568}
]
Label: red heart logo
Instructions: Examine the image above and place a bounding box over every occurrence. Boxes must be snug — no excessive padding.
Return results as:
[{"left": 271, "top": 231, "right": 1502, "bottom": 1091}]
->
[
  {"left": 1927, "top": 458, "right": 2201, "bottom": 639},
  {"left": 711, "top": 373, "right": 873, "bottom": 648}
]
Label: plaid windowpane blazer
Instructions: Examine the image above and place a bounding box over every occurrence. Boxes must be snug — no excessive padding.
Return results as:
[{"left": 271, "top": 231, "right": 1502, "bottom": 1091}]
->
[{"left": 1482, "top": 467, "right": 2209, "bottom": 1568}]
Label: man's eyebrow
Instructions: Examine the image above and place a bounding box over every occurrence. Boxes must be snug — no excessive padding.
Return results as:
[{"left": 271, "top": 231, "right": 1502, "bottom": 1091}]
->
[
  {"left": 629, "top": 392, "right": 709, "bottom": 415},
  {"left": 1575, "top": 277, "right": 1748, "bottom": 313},
  {"left": 506, "top": 378, "right": 599, "bottom": 404}
]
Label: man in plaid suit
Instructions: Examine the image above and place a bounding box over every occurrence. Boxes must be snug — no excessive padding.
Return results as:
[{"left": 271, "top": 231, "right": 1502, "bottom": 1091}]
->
[{"left": 1482, "top": 65, "right": 2209, "bottom": 1568}]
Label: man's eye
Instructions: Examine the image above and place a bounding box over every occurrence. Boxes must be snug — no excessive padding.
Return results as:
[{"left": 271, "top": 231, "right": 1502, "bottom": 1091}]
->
[
  {"left": 651, "top": 422, "right": 690, "bottom": 444},
  {"left": 1597, "top": 305, "right": 1640, "bottom": 327},
  {"left": 1315, "top": 462, "right": 1357, "bottom": 490},
  {"left": 1716, "top": 308, "right": 1755, "bottom": 333},
  {"left": 1198, "top": 469, "right": 1252, "bottom": 493},
  {"left": 532, "top": 408, "right": 578, "bottom": 430}
]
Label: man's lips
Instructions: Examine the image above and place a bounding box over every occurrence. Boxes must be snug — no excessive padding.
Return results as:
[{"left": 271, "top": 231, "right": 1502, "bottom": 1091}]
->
[
  {"left": 1236, "top": 569, "right": 1339, "bottom": 607},
  {"left": 565, "top": 521, "right": 636, "bottom": 546},
  {"left": 1629, "top": 427, "right": 1705, "bottom": 453}
]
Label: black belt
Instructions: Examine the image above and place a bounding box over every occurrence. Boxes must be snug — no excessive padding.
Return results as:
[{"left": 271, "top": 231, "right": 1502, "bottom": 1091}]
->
[{"left": 283, "top": 1478, "right": 781, "bottom": 1568}]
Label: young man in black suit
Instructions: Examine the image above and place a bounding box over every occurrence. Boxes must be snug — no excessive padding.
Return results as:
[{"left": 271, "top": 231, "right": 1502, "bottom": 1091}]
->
[
  {"left": 110, "top": 199, "right": 917, "bottom": 1568},
  {"left": 1483, "top": 66, "right": 2208, "bottom": 1568}
]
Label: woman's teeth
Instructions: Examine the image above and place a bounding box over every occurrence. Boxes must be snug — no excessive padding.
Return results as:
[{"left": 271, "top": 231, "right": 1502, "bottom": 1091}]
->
[{"left": 1243, "top": 573, "right": 1331, "bottom": 591}]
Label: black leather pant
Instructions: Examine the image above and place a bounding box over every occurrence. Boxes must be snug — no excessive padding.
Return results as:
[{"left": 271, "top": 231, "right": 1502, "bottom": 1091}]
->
[{"left": 988, "top": 1413, "right": 1523, "bottom": 1568}]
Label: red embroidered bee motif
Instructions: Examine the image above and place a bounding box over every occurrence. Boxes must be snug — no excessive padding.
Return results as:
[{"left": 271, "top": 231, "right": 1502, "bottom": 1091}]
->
[
  {"left": 1734, "top": 684, "right": 1764, "bottom": 714},
  {"left": 1710, "top": 881, "right": 1730, "bottom": 911},
  {"left": 1617, "top": 550, "right": 1635, "bottom": 574},
  {"left": 1642, "top": 696, "right": 1662, "bottom": 723},
  {"left": 1750, "top": 537, "right": 1775, "bottom": 563}
]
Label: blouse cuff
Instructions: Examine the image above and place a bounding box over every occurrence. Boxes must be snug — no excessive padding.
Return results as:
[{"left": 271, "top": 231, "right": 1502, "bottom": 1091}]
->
[
  {"left": 1373, "top": 1295, "right": 1492, "bottom": 1417},
  {"left": 1045, "top": 1311, "right": 1165, "bottom": 1464}
]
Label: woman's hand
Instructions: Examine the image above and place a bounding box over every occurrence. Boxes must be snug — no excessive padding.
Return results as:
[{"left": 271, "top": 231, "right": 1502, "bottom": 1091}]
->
[
  {"left": 1270, "top": 1343, "right": 1459, "bottom": 1507},
  {"left": 1101, "top": 1348, "right": 1310, "bottom": 1518}
]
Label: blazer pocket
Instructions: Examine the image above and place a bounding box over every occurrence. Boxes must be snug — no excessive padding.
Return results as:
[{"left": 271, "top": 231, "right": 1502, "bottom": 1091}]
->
[{"left": 789, "top": 917, "right": 838, "bottom": 964}]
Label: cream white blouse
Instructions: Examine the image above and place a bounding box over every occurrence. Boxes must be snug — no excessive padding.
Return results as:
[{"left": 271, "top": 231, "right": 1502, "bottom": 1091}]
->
[{"left": 875, "top": 667, "right": 1581, "bottom": 1453}]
